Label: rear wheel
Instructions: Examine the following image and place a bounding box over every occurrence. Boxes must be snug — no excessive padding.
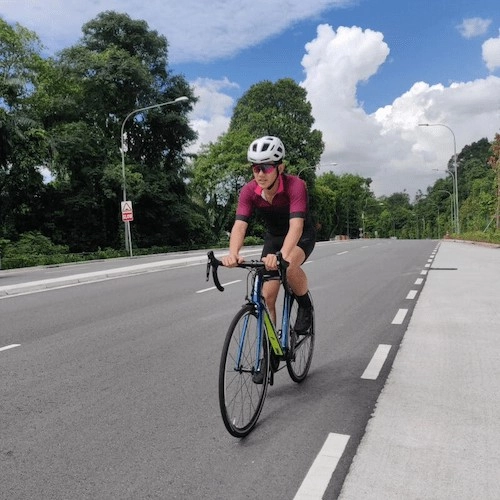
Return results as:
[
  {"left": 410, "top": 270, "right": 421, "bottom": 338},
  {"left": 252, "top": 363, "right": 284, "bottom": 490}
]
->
[
  {"left": 286, "top": 293, "right": 315, "bottom": 383},
  {"left": 219, "top": 304, "right": 269, "bottom": 437}
]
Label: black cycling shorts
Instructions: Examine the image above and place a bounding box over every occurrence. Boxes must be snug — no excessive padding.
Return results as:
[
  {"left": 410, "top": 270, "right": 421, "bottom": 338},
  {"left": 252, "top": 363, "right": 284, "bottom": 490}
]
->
[{"left": 261, "top": 227, "right": 316, "bottom": 263}]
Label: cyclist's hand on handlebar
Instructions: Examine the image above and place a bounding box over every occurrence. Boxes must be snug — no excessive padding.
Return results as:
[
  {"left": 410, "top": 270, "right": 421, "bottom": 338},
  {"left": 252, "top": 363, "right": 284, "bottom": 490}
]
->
[
  {"left": 262, "top": 253, "right": 278, "bottom": 271},
  {"left": 221, "top": 253, "right": 244, "bottom": 267}
]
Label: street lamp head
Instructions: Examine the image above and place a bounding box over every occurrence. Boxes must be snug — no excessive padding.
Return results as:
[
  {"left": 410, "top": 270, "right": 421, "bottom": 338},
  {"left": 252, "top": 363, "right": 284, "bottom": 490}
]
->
[
  {"left": 418, "top": 123, "right": 429, "bottom": 127},
  {"left": 174, "top": 96, "right": 189, "bottom": 103}
]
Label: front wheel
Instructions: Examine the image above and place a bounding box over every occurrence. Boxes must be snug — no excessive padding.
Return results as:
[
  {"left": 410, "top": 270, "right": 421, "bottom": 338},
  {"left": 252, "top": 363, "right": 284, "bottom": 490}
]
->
[
  {"left": 286, "top": 293, "right": 315, "bottom": 383},
  {"left": 219, "top": 304, "right": 270, "bottom": 437}
]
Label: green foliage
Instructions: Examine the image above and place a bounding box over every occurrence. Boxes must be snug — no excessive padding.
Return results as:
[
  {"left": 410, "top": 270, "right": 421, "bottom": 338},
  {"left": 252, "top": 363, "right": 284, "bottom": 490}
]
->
[
  {"left": 313, "top": 183, "right": 337, "bottom": 240},
  {"left": 317, "top": 172, "right": 373, "bottom": 238},
  {"left": 1, "top": 12, "right": 200, "bottom": 253},
  {"left": 244, "top": 236, "right": 264, "bottom": 246},
  {"left": 190, "top": 129, "right": 254, "bottom": 241},
  {"left": 3, "top": 231, "right": 68, "bottom": 256},
  {"left": 454, "top": 231, "right": 500, "bottom": 245}
]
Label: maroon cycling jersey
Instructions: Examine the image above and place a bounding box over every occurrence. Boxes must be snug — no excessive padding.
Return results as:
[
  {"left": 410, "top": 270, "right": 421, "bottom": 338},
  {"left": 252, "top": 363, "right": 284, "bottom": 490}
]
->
[{"left": 235, "top": 174, "right": 314, "bottom": 236}]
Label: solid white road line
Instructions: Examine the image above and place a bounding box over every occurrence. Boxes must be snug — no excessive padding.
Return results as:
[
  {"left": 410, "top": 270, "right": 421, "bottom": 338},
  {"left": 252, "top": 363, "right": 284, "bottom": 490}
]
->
[
  {"left": 196, "top": 280, "right": 241, "bottom": 293},
  {"left": 361, "top": 344, "right": 392, "bottom": 380},
  {"left": 0, "top": 344, "right": 20, "bottom": 352},
  {"left": 391, "top": 308, "right": 408, "bottom": 324},
  {"left": 294, "top": 433, "right": 350, "bottom": 500}
]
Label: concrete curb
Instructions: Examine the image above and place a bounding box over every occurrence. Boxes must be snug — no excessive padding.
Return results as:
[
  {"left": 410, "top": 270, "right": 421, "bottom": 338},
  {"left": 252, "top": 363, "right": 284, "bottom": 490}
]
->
[
  {"left": 445, "top": 238, "right": 500, "bottom": 249},
  {"left": 0, "top": 248, "right": 264, "bottom": 297}
]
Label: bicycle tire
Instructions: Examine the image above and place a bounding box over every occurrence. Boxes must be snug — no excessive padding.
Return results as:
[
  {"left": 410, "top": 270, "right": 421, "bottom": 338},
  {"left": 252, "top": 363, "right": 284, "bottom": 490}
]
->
[
  {"left": 218, "top": 304, "right": 270, "bottom": 437},
  {"left": 286, "top": 293, "right": 315, "bottom": 383}
]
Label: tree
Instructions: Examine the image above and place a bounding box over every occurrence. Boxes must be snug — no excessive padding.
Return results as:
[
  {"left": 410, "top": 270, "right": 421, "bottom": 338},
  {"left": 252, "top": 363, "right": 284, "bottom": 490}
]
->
[
  {"left": 377, "top": 192, "right": 412, "bottom": 238},
  {"left": 0, "top": 18, "right": 47, "bottom": 239},
  {"left": 488, "top": 133, "right": 500, "bottom": 230},
  {"left": 190, "top": 129, "right": 254, "bottom": 241},
  {"left": 312, "top": 182, "right": 337, "bottom": 240},
  {"left": 31, "top": 11, "right": 200, "bottom": 249}
]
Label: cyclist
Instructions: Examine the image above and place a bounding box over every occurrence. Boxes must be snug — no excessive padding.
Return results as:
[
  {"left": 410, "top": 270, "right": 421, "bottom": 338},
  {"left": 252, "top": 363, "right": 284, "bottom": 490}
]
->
[{"left": 221, "top": 136, "right": 315, "bottom": 334}]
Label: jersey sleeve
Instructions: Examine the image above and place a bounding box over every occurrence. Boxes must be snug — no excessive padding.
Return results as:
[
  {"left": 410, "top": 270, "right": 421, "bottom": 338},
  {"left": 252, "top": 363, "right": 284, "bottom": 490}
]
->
[
  {"left": 235, "top": 182, "right": 254, "bottom": 222},
  {"left": 288, "top": 176, "right": 308, "bottom": 219}
]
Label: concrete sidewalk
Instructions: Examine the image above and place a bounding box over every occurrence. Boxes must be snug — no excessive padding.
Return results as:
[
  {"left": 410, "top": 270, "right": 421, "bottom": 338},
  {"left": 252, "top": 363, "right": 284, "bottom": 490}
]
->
[{"left": 339, "top": 240, "right": 500, "bottom": 500}]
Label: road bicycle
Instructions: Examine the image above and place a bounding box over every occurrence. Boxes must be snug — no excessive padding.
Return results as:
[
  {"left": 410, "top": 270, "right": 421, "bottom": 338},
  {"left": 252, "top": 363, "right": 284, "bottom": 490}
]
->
[{"left": 206, "top": 250, "right": 315, "bottom": 438}]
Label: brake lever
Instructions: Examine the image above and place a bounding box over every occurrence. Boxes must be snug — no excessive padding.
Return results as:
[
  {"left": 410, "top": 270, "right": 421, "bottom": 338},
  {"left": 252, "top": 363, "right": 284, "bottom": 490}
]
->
[{"left": 207, "top": 251, "right": 224, "bottom": 292}]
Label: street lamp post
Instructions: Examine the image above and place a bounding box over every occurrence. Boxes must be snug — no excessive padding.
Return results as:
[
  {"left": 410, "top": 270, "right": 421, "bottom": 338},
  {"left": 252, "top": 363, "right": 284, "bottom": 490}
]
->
[
  {"left": 120, "top": 96, "right": 188, "bottom": 257},
  {"left": 419, "top": 123, "right": 460, "bottom": 234},
  {"left": 436, "top": 189, "right": 454, "bottom": 233},
  {"left": 433, "top": 168, "right": 456, "bottom": 229},
  {"left": 297, "top": 162, "right": 338, "bottom": 178}
]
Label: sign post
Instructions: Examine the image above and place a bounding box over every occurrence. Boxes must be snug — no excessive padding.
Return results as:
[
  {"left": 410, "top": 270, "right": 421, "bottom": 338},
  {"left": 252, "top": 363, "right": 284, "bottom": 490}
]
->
[{"left": 121, "top": 201, "right": 134, "bottom": 257}]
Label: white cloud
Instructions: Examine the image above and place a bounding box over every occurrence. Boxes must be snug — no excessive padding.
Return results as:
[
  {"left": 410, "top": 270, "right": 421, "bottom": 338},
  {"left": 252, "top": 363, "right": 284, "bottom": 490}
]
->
[
  {"left": 457, "top": 17, "right": 492, "bottom": 39},
  {"left": 301, "top": 25, "right": 390, "bottom": 155},
  {"left": 299, "top": 24, "right": 500, "bottom": 197},
  {"left": 0, "top": 0, "right": 352, "bottom": 61},
  {"left": 482, "top": 31, "right": 500, "bottom": 71},
  {"left": 186, "top": 78, "right": 237, "bottom": 153}
]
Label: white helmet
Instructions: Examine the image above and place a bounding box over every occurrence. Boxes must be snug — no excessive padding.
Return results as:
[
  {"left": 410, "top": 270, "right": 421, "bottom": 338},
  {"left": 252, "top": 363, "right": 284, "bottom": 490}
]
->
[{"left": 247, "top": 136, "right": 285, "bottom": 163}]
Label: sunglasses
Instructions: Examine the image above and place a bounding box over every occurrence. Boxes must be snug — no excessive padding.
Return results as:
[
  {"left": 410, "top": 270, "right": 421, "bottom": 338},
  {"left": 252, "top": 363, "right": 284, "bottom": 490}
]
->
[{"left": 251, "top": 163, "right": 278, "bottom": 174}]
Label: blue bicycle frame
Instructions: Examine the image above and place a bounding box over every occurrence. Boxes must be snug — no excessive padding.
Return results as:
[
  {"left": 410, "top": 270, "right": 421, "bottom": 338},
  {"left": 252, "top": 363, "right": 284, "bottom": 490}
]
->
[{"left": 249, "top": 268, "right": 292, "bottom": 372}]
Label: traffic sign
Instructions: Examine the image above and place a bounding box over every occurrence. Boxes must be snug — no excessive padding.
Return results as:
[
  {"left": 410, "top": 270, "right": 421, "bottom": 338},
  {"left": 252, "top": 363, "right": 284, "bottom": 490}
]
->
[{"left": 121, "top": 201, "right": 134, "bottom": 222}]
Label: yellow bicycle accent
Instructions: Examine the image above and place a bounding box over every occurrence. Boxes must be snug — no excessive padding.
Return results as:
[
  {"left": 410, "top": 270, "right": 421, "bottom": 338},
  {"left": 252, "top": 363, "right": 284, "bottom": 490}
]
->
[{"left": 264, "top": 313, "right": 283, "bottom": 356}]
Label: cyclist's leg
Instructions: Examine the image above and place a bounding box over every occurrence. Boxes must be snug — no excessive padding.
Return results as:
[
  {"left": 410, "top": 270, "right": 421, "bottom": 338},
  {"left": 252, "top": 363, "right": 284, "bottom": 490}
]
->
[
  {"left": 288, "top": 233, "right": 315, "bottom": 333},
  {"left": 285, "top": 245, "right": 308, "bottom": 295},
  {"left": 262, "top": 280, "right": 280, "bottom": 324},
  {"left": 287, "top": 227, "right": 315, "bottom": 296}
]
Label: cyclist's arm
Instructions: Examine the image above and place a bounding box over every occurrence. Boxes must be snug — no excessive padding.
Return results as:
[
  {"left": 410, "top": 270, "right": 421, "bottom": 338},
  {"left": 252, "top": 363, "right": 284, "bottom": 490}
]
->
[{"left": 223, "top": 219, "right": 248, "bottom": 266}]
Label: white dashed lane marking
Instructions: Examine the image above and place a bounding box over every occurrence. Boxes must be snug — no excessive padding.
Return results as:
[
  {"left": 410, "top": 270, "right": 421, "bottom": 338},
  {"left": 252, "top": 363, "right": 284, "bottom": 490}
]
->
[
  {"left": 0, "top": 344, "right": 20, "bottom": 352},
  {"left": 361, "top": 344, "right": 392, "bottom": 380},
  {"left": 391, "top": 308, "right": 408, "bottom": 324},
  {"left": 294, "top": 433, "right": 350, "bottom": 500}
]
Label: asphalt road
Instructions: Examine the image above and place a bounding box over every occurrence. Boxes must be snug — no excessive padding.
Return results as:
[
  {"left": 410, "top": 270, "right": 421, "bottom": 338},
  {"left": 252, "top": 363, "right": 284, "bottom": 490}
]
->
[{"left": 1, "top": 239, "right": 438, "bottom": 499}]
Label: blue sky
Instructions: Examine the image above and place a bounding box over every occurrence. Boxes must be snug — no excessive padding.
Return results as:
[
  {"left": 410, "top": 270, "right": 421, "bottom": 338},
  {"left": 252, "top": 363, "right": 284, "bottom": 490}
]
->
[
  {"left": 177, "top": 0, "right": 498, "bottom": 112},
  {"left": 2, "top": 0, "right": 500, "bottom": 197}
]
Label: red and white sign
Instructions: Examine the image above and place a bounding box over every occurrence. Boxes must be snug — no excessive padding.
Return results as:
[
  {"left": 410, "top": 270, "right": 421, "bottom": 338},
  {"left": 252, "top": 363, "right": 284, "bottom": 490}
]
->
[{"left": 121, "top": 201, "right": 134, "bottom": 222}]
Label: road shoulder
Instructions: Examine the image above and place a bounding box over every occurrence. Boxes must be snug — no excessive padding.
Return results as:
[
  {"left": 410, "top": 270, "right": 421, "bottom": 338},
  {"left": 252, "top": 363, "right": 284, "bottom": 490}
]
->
[{"left": 339, "top": 241, "right": 500, "bottom": 500}]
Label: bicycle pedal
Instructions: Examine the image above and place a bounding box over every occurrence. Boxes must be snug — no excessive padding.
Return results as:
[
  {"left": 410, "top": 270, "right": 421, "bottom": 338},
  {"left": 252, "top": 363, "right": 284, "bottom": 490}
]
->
[{"left": 252, "top": 370, "right": 265, "bottom": 384}]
